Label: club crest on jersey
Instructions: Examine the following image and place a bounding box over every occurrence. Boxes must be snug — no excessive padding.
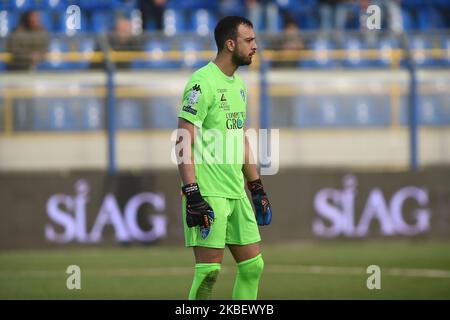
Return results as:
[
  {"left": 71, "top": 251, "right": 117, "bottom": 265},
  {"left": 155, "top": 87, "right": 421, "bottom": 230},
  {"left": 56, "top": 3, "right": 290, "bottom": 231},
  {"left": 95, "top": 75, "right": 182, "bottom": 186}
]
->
[
  {"left": 188, "top": 84, "right": 202, "bottom": 105},
  {"left": 200, "top": 226, "right": 210, "bottom": 239},
  {"left": 240, "top": 88, "right": 245, "bottom": 102}
]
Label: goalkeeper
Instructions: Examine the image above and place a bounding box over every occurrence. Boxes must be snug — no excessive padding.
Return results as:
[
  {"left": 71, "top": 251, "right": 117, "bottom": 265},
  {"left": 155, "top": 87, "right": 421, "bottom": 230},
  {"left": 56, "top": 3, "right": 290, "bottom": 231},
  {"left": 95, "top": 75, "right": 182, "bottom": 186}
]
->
[{"left": 175, "top": 16, "right": 273, "bottom": 300}]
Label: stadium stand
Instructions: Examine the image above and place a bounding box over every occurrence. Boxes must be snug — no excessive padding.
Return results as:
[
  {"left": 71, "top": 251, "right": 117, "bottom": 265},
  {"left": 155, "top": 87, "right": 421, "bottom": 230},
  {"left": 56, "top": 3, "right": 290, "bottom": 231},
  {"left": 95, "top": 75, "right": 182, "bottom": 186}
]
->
[{"left": 0, "top": 0, "right": 449, "bottom": 133}]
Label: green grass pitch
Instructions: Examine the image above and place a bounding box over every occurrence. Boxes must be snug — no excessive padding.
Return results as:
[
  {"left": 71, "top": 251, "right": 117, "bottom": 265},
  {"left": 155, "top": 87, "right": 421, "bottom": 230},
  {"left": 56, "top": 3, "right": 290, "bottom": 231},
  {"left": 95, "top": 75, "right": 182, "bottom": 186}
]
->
[{"left": 1, "top": 240, "right": 450, "bottom": 299}]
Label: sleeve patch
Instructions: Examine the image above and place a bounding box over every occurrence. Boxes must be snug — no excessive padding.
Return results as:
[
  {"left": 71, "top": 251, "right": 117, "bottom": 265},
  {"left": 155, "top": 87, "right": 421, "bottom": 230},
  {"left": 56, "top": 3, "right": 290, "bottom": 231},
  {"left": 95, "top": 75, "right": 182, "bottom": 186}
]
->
[
  {"left": 182, "top": 84, "right": 202, "bottom": 115},
  {"left": 188, "top": 84, "right": 202, "bottom": 105},
  {"left": 182, "top": 105, "right": 198, "bottom": 115}
]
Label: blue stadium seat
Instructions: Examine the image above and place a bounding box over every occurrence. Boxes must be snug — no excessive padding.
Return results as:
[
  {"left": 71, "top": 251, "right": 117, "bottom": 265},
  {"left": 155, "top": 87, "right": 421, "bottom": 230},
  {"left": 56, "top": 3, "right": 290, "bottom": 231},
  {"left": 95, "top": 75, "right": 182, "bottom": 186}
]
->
[
  {"left": 0, "top": 10, "right": 10, "bottom": 71},
  {"left": 0, "top": 98, "right": 3, "bottom": 131},
  {"left": 348, "top": 96, "right": 391, "bottom": 126},
  {"left": 78, "top": 0, "right": 121, "bottom": 10},
  {"left": 42, "top": 0, "right": 67, "bottom": 10},
  {"left": 433, "top": 0, "right": 450, "bottom": 28},
  {"left": 433, "top": 0, "right": 450, "bottom": 7},
  {"left": 338, "top": 2, "right": 360, "bottom": 30},
  {"left": 117, "top": 99, "right": 144, "bottom": 129},
  {"left": 33, "top": 98, "right": 76, "bottom": 130},
  {"left": 132, "top": 40, "right": 180, "bottom": 69},
  {"left": 373, "top": 37, "right": 400, "bottom": 67},
  {"left": 318, "top": 97, "right": 348, "bottom": 126},
  {"left": 37, "top": 37, "right": 96, "bottom": 70},
  {"left": 13, "top": 99, "right": 33, "bottom": 131},
  {"left": 293, "top": 96, "right": 317, "bottom": 128},
  {"left": 191, "top": 9, "right": 216, "bottom": 36},
  {"left": 217, "top": 0, "right": 246, "bottom": 17},
  {"left": 441, "top": 36, "right": 450, "bottom": 66},
  {"left": 37, "top": 38, "right": 70, "bottom": 70},
  {"left": 167, "top": 0, "right": 217, "bottom": 11},
  {"left": 181, "top": 39, "right": 207, "bottom": 69},
  {"left": 279, "top": 0, "right": 318, "bottom": 11},
  {"left": 409, "top": 35, "right": 434, "bottom": 67},
  {"left": 91, "top": 10, "right": 115, "bottom": 34},
  {"left": 5, "top": 0, "right": 60, "bottom": 10},
  {"left": 0, "top": 0, "right": 11, "bottom": 10},
  {"left": 401, "top": 0, "right": 427, "bottom": 8},
  {"left": 72, "top": 37, "right": 96, "bottom": 69},
  {"left": 294, "top": 96, "right": 346, "bottom": 127},
  {"left": 49, "top": 99, "right": 77, "bottom": 130},
  {"left": 419, "top": 95, "right": 443, "bottom": 125},
  {"left": 300, "top": 38, "right": 336, "bottom": 68},
  {"left": 417, "top": 7, "right": 445, "bottom": 30},
  {"left": 80, "top": 98, "right": 103, "bottom": 130},
  {"left": 117, "top": 0, "right": 138, "bottom": 12},
  {"left": 400, "top": 94, "right": 449, "bottom": 126},
  {"left": 37, "top": 10, "right": 53, "bottom": 31},
  {"left": 147, "top": 97, "right": 177, "bottom": 129},
  {"left": 400, "top": 8, "right": 415, "bottom": 30},
  {"left": 293, "top": 2, "right": 320, "bottom": 30},
  {"left": 343, "top": 37, "right": 369, "bottom": 68},
  {"left": 30, "top": 0, "right": 44, "bottom": 9},
  {"left": 9, "top": 0, "right": 33, "bottom": 10},
  {"left": 163, "top": 9, "right": 185, "bottom": 36},
  {"left": 0, "top": 10, "right": 18, "bottom": 37}
]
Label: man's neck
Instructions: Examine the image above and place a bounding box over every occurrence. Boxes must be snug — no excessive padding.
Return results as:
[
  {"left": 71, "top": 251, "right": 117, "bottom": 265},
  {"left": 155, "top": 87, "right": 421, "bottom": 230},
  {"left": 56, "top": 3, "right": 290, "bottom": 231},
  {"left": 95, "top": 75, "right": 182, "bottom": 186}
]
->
[{"left": 213, "top": 54, "right": 238, "bottom": 77}]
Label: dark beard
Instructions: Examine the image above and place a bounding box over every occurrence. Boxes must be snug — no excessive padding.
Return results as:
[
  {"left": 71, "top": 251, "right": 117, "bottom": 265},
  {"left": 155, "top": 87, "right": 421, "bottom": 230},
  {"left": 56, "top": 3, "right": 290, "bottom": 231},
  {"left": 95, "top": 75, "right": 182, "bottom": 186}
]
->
[{"left": 232, "top": 51, "right": 251, "bottom": 66}]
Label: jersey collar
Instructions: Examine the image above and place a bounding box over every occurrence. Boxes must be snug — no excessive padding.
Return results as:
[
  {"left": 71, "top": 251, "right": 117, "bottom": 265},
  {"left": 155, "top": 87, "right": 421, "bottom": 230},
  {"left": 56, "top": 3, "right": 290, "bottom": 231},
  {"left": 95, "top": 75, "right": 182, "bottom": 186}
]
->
[{"left": 209, "top": 61, "right": 236, "bottom": 83}]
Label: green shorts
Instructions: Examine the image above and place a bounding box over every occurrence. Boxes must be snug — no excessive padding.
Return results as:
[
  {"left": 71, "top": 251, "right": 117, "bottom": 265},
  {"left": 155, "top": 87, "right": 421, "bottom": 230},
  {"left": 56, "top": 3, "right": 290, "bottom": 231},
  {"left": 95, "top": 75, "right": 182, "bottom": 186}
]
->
[{"left": 182, "top": 196, "right": 261, "bottom": 248}]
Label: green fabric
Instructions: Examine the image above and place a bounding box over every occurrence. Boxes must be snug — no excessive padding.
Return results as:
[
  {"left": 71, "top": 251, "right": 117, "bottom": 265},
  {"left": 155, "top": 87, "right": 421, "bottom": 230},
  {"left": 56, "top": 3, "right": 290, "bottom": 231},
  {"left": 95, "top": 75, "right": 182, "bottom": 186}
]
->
[
  {"left": 188, "top": 263, "right": 221, "bottom": 300},
  {"left": 183, "top": 196, "right": 261, "bottom": 248},
  {"left": 232, "top": 254, "right": 264, "bottom": 300},
  {"left": 178, "top": 61, "right": 248, "bottom": 199}
]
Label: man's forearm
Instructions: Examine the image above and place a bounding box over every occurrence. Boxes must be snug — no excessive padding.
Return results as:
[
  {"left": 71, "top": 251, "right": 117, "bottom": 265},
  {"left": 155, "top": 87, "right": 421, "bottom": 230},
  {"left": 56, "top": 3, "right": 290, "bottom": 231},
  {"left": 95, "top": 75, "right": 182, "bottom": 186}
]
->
[
  {"left": 243, "top": 132, "right": 259, "bottom": 182},
  {"left": 178, "top": 162, "right": 196, "bottom": 185},
  {"left": 243, "top": 162, "right": 259, "bottom": 182},
  {"left": 176, "top": 118, "right": 197, "bottom": 186}
]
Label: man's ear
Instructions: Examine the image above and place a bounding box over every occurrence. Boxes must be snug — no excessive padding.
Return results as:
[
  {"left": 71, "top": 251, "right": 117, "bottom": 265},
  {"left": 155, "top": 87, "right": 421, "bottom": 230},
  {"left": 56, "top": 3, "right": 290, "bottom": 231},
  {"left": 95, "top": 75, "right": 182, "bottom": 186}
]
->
[{"left": 226, "top": 39, "right": 235, "bottom": 52}]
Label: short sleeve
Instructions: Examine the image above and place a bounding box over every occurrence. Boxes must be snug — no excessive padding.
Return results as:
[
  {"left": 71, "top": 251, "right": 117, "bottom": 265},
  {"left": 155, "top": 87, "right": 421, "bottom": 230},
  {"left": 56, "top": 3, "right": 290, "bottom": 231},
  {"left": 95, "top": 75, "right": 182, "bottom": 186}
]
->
[{"left": 178, "top": 76, "right": 211, "bottom": 127}]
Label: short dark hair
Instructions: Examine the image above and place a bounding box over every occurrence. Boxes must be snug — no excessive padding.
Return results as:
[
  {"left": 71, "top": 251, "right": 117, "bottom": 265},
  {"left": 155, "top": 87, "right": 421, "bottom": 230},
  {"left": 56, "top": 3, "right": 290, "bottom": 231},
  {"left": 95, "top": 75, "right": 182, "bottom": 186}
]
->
[{"left": 214, "top": 16, "right": 253, "bottom": 52}]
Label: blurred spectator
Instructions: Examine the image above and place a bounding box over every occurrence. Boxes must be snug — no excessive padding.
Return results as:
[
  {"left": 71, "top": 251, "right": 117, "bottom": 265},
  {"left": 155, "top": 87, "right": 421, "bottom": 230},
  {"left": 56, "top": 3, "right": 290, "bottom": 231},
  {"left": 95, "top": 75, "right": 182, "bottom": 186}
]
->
[
  {"left": 139, "top": 0, "right": 167, "bottom": 31},
  {"left": 110, "top": 15, "right": 141, "bottom": 49},
  {"left": 271, "top": 17, "right": 305, "bottom": 68},
  {"left": 280, "top": 18, "right": 305, "bottom": 50},
  {"left": 6, "top": 10, "right": 49, "bottom": 71},
  {"left": 105, "top": 15, "right": 143, "bottom": 69},
  {"left": 246, "top": 0, "right": 280, "bottom": 32}
]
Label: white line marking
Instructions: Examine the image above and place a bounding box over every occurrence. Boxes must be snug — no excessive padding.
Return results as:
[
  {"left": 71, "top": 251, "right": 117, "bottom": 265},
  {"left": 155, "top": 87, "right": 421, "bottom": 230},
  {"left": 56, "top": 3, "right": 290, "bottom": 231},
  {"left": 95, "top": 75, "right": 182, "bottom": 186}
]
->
[{"left": 1, "top": 265, "right": 449, "bottom": 279}]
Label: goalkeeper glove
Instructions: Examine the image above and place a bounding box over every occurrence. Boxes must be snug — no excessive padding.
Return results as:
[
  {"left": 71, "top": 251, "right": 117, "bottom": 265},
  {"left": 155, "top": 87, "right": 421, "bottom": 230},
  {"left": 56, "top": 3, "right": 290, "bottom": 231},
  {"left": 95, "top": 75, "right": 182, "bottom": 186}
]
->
[
  {"left": 182, "top": 183, "right": 214, "bottom": 230},
  {"left": 247, "top": 178, "right": 272, "bottom": 226}
]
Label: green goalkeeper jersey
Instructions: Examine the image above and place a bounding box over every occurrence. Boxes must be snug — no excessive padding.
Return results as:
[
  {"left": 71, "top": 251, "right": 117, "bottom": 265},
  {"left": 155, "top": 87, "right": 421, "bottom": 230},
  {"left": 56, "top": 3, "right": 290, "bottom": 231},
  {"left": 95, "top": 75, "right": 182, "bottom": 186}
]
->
[{"left": 178, "top": 61, "right": 248, "bottom": 199}]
